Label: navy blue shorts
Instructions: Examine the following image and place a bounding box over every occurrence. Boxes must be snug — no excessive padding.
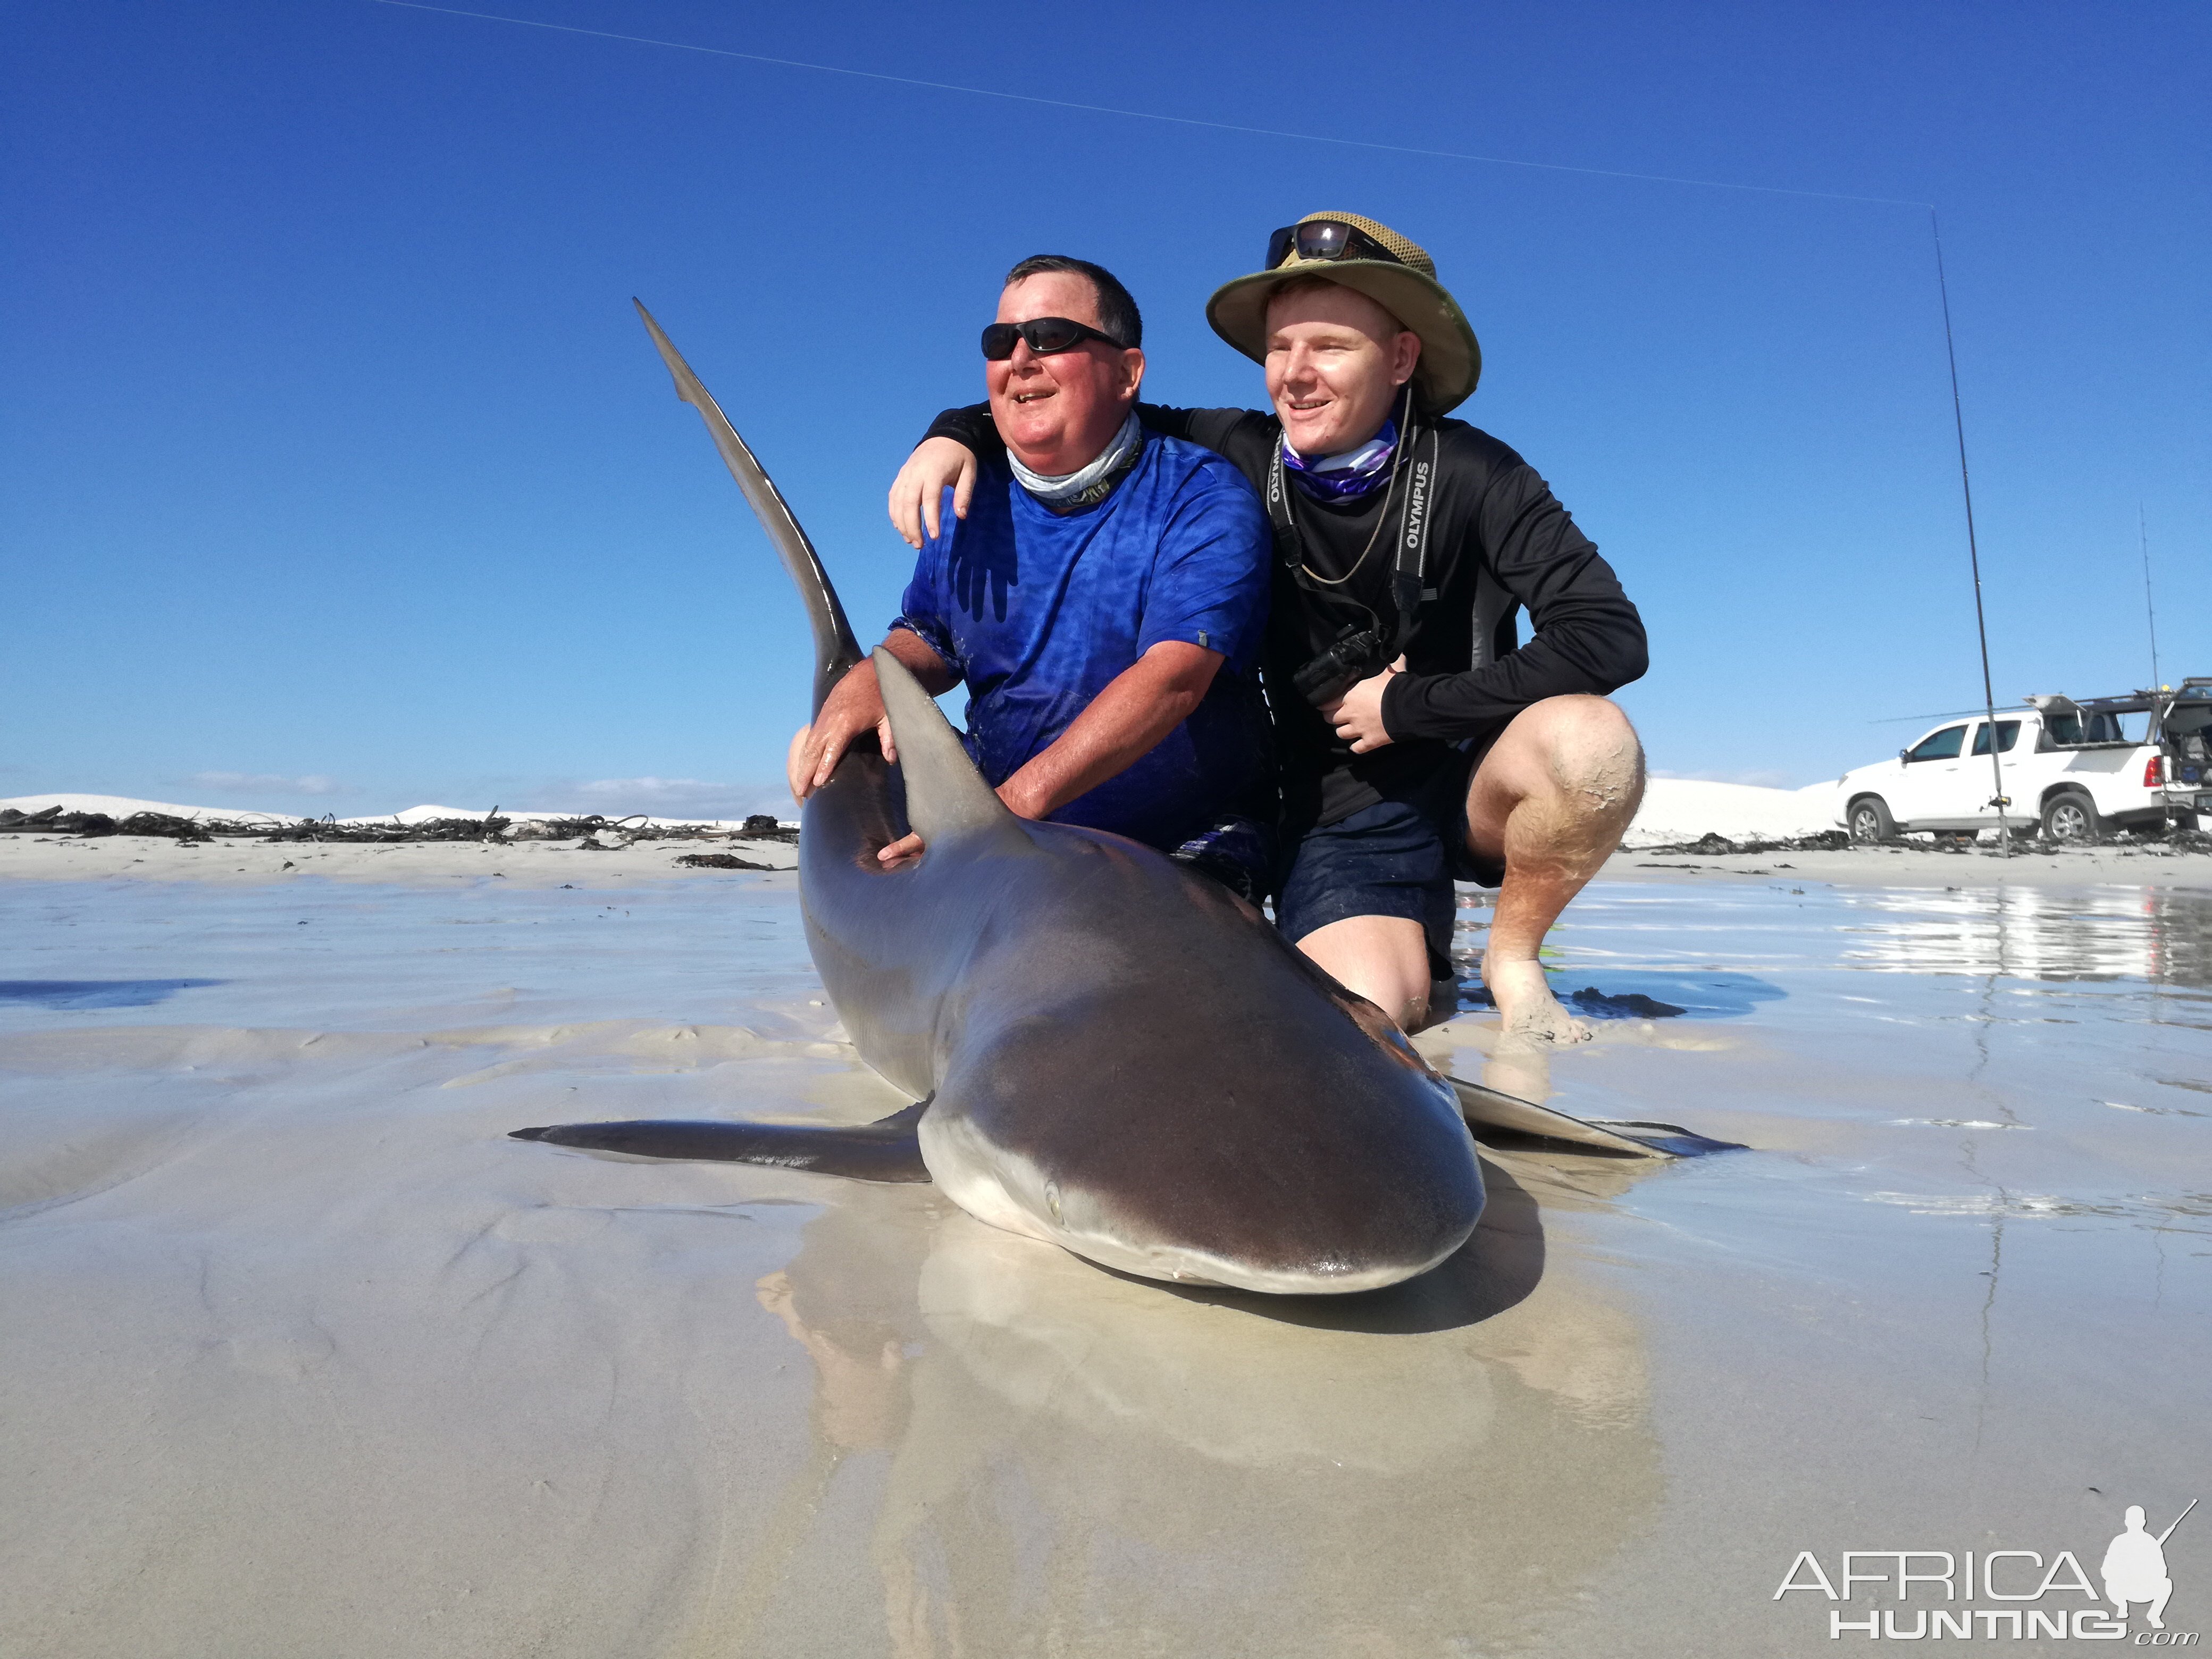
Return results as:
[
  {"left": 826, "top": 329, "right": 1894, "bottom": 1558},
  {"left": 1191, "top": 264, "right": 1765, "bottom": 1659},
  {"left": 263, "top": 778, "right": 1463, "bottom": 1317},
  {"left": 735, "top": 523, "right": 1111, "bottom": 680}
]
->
[{"left": 1273, "top": 749, "right": 1504, "bottom": 983}]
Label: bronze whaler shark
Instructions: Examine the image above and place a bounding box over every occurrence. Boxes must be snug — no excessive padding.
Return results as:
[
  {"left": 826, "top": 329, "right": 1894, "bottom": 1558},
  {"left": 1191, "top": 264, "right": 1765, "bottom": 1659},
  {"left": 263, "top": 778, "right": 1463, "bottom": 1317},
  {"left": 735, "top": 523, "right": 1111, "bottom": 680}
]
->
[{"left": 513, "top": 304, "right": 1696, "bottom": 1295}]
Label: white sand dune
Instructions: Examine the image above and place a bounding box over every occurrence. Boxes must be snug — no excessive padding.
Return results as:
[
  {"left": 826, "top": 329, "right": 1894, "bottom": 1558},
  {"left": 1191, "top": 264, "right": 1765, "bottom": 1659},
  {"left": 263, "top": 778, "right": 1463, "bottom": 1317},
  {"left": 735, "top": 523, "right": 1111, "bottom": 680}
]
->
[
  {"left": 1623, "top": 777, "right": 1836, "bottom": 846},
  {"left": 0, "top": 790, "right": 296, "bottom": 823}
]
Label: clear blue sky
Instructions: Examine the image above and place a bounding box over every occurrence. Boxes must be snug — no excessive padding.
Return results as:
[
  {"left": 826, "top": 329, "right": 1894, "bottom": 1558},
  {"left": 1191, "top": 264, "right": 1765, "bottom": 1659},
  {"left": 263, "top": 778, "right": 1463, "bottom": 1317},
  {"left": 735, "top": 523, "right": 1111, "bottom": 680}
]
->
[{"left": 4, "top": 1, "right": 2205, "bottom": 817}]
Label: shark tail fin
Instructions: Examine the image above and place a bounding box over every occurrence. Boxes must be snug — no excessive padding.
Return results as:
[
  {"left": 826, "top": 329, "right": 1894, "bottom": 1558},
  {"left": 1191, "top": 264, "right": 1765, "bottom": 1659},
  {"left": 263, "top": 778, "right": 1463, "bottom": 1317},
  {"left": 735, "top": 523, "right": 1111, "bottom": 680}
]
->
[
  {"left": 511, "top": 1101, "right": 931, "bottom": 1183},
  {"left": 633, "top": 299, "right": 864, "bottom": 716},
  {"left": 873, "top": 646, "right": 1027, "bottom": 851}
]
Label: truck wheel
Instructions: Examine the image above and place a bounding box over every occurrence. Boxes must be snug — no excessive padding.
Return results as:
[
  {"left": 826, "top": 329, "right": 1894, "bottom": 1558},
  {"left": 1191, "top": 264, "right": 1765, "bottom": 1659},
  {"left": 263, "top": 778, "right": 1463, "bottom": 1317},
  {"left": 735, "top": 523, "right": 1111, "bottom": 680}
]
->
[
  {"left": 2040, "top": 792, "right": 2101, "bottom": 843},
  {"left": 1848, "top": 797, "right": 1896, "bottom": 842}
]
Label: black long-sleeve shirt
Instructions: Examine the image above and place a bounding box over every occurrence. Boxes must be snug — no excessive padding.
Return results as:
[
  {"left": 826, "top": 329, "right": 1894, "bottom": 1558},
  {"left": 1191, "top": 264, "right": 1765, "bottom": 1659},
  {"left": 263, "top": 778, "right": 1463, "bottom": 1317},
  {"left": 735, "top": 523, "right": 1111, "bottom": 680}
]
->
[{"left": 923, "top": 401, "right": 1648, "bottom": 827}]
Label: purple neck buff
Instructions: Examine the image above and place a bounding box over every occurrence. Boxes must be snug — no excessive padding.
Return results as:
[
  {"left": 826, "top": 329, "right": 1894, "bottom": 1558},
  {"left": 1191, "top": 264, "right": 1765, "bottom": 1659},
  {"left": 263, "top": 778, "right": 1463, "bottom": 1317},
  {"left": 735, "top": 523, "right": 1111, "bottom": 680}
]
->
[{"left": 1281, "top": 418, "right": 1398, "bottom": 501}]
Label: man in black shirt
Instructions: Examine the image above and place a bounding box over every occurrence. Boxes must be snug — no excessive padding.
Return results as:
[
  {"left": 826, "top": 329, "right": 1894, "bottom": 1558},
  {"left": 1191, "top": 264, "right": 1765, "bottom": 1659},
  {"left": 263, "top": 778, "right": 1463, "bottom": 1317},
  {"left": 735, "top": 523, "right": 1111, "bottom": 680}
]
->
[{"left": 889, "top": 214, "right": 1648, "bottom": 1045}]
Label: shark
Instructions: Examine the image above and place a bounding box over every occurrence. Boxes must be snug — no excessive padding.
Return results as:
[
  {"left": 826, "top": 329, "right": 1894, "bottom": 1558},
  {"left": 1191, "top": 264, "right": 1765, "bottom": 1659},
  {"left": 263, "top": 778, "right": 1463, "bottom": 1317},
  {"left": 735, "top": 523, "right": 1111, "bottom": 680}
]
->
[{"left": 513, "top": 304, "right": 1708, "bottom": 1296}]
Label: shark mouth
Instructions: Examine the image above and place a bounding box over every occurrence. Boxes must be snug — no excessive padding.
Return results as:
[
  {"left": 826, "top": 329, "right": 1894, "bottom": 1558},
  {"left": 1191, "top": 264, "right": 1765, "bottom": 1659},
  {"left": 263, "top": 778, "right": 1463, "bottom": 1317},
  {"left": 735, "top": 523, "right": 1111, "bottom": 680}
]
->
[{"left": 916, "top": 1110, "right": 1468, "bottom": 1296}]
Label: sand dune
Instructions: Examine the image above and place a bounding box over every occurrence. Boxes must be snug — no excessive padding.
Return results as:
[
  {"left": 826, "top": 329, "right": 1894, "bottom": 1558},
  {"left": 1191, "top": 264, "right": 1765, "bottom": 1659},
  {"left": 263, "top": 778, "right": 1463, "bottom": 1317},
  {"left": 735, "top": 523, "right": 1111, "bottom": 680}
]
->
[{"left": 1620, "top": 777, "right": 1836, "bottom": 844}]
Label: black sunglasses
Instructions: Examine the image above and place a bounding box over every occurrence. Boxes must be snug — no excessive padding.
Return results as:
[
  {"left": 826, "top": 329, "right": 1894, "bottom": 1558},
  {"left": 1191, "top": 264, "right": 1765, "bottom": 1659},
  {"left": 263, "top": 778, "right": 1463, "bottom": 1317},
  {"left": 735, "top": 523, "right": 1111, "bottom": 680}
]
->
[
  {"left": 980, "top": 316, "right": 1128, "bottom": 360},
  {"left": 1265, "top": 220, "right": 1408, "bottom": 272}
]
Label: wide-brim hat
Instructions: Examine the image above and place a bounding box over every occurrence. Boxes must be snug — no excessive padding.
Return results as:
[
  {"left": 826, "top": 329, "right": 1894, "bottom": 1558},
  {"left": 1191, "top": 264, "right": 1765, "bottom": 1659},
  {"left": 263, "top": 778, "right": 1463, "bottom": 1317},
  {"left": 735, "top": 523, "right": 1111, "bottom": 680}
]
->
[{"left": 1205, "top": 212, "right": 1481, "bottom": 414}]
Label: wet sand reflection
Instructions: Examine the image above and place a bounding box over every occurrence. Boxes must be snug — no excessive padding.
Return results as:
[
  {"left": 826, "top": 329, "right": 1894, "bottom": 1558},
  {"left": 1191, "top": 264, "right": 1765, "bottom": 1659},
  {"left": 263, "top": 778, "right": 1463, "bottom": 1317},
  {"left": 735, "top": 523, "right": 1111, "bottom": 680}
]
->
[
  {"left": 1840, "top": 885, "right": 2212, "bottom": 985},
  {"left": 738, "top": 1158, "right": 1661, "bottom": 1658}
]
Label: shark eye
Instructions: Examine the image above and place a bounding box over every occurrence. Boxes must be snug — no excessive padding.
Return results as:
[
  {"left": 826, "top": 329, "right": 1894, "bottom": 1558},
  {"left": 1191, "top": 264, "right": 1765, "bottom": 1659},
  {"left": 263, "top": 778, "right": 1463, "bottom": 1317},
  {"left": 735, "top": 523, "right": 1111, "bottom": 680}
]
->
[{"left": 1044, "top": 1182, "right": 1062, "bottom": 1221}]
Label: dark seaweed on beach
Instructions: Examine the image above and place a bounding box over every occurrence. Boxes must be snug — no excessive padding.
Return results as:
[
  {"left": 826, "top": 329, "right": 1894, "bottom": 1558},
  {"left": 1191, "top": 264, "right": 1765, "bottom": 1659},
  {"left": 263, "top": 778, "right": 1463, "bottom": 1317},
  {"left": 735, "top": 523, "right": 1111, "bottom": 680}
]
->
[
  {"left": 0, "top": 807, "right": 212, "bottom": 842},
  {"left": 1569, "top": 987, "right": 1688, "bottom": 1018},
  {"left": 673, "top": 852, "right": 772, "bottom": 870},
  {"left": 1637, "top": 830, "right": 1851, "bottom": 856},
  {"left": 1454, "top": 984, "right": 1688, "bottom": 1019}
]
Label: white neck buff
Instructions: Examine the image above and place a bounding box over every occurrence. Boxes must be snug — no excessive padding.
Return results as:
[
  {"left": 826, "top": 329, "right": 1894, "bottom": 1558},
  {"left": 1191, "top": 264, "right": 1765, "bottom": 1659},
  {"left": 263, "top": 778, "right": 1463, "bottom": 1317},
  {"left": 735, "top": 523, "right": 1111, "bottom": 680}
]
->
[{"left": 1007, "top": 412, "right": 1142, "bottom": 508}]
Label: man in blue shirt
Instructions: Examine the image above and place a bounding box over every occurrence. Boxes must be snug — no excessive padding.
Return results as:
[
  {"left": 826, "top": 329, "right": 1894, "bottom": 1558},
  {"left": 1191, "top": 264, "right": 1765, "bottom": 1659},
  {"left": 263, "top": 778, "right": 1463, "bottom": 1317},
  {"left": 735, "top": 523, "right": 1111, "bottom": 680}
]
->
[{"left": 789, "top": 255, "right": 1273, "bottom": 891}]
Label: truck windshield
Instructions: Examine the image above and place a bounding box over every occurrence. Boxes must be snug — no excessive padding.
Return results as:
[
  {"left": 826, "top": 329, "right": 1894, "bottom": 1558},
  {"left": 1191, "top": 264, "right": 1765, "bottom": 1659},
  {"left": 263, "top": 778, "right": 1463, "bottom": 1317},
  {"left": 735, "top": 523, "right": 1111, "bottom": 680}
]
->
[{"left": 1972, "top": 720, "right": 2020, "bottom": 756}]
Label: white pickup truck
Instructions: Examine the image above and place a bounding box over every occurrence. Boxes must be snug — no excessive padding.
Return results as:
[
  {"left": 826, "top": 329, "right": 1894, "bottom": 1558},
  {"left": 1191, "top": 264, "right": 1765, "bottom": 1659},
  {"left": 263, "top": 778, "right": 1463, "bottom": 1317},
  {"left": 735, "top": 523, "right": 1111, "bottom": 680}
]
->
[{"left": 1835, "top": 681, "right": 2212, "bottom": 842}]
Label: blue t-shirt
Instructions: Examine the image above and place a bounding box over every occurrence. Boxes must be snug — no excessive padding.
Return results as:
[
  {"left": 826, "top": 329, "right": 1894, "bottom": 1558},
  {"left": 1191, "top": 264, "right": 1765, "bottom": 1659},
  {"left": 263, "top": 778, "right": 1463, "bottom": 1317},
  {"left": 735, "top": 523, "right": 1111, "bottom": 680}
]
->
[{"left": 893, "top": 432, "right": 1273, "bottom": 852}]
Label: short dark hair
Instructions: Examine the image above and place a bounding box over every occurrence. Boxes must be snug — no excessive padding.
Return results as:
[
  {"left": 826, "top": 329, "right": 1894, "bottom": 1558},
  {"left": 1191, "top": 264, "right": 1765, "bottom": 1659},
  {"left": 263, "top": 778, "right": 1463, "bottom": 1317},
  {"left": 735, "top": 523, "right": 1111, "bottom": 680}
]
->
[{"left": 1002, "top": 254, "right": 1142, "bottom": 349}]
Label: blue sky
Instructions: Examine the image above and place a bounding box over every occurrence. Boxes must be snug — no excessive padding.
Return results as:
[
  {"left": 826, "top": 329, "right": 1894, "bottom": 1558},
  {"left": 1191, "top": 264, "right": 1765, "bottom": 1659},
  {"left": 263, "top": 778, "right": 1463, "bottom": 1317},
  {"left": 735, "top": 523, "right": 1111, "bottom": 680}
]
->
[{"left": 4, "top": 1, "right": 2205, "bottom": 816}]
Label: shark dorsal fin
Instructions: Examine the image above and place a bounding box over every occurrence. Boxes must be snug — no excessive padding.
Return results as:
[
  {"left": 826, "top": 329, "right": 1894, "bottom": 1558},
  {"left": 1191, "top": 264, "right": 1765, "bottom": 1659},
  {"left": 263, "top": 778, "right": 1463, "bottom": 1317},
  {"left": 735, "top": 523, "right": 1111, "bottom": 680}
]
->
[
  {"left": 873, "top": 648, "right": 1027, "bottom": 851},
  {"left": 633, "top": 300, "right": 863, "bottom": 716}
]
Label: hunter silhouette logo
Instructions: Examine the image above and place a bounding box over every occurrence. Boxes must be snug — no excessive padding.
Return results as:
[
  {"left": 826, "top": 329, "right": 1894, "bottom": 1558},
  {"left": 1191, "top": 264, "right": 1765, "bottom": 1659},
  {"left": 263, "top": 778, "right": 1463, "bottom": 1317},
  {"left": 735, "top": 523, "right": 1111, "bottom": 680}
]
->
[
  {"left": 2106, "top": 1501, "right": 2193, "bottom": 1631},
  {"left": 1774, "top": 1498, "right": 2199, "bottom": 1642}
]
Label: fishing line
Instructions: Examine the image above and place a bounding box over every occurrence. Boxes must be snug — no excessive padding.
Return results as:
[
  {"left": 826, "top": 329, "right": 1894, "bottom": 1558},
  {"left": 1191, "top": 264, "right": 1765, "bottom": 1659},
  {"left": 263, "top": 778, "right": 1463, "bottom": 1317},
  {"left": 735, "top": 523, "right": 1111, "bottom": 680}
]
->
[
  {"left": 1932, "top": 208, "right": 2011, "bottom": 854},
  {"left": 361, "top": 0, "right": 1930, "bottom": 210}
]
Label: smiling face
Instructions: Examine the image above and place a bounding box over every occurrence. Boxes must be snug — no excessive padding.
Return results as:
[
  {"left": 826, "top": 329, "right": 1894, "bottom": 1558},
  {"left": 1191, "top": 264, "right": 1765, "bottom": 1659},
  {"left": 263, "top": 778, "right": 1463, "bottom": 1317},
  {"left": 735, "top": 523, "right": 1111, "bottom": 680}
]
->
[
  {"left": 1263, "top": 281, "right": 1421, "bottom": 458},
  {"left": 986, "top": 271, "right": 1145, "bottom": 475}
]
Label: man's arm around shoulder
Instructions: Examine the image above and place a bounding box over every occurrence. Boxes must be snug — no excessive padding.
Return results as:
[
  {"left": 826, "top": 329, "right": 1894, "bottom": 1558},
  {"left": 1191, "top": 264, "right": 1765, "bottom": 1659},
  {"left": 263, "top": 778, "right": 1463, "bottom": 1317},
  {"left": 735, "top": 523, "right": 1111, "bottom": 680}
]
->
[{"left": 890, "top": 404, "right": 1274, "bottom": 548}]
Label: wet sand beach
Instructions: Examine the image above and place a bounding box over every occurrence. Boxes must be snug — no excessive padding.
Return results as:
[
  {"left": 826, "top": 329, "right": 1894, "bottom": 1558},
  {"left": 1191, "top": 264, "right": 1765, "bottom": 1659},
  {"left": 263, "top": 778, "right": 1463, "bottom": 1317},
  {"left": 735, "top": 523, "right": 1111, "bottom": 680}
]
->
[{"left": 3, "top": 849, "right": 2207, "bottom": 1655}]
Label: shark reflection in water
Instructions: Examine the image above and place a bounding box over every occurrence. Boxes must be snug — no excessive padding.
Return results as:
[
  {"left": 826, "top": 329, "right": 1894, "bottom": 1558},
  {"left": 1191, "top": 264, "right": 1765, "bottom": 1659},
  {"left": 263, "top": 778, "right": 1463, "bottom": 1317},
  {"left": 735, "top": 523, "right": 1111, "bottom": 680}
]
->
[{"left": 706, "top": 1161, "right": 1663, "bottom": 1658}]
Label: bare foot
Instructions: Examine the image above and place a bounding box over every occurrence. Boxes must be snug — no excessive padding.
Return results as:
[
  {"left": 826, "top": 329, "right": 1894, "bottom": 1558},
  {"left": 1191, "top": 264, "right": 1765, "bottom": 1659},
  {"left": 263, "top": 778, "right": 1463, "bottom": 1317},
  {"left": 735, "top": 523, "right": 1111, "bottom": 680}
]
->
[{"left": 1482, "top": 953, "right": 1591, "bottom": 1046}]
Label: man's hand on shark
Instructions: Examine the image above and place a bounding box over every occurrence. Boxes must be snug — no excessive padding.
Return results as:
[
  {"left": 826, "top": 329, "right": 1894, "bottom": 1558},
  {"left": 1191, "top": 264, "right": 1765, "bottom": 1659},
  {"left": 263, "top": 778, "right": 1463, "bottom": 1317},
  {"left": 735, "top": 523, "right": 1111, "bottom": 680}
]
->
[
  {"left": 789, "top": 635, "right": 958, "bottom": 802},
  {"left": 788, "top": 700, "right": 896, "bottom": 802},
  {"left": 877, "top": 778, "right": 1041, "bottom": 865}
]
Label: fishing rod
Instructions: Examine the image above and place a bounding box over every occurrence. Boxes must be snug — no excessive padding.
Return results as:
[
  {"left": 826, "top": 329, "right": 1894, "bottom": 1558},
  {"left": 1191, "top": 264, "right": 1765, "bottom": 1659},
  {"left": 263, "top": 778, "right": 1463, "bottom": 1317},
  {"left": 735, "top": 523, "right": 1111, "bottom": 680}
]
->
[
  {"left": 2141, "top": 504, "right": 2162, "bottom": 693},
  {"left": 2156, "top": 1497, "right": 2197, "bottom": 1546},
  {"left": 1931, "top": 210, "right": 2011, "bottom": 858},
  {"left": 1870, "top": 706, "right": 2026, "bottom": 725}
]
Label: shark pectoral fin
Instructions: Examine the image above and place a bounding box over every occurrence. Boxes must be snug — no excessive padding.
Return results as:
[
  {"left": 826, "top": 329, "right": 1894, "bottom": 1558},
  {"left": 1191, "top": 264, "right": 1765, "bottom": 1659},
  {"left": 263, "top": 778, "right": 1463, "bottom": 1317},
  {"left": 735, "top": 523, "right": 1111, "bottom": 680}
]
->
[
  {"left": 510, "top": 1100, "right": 932, "bottom": 1182},
  {"left": 1443, "top": 1075, "right": 1739, "bottom": 1159},
  {"left": 872, "top": 647, "right": 1028, "bottom": 852}
]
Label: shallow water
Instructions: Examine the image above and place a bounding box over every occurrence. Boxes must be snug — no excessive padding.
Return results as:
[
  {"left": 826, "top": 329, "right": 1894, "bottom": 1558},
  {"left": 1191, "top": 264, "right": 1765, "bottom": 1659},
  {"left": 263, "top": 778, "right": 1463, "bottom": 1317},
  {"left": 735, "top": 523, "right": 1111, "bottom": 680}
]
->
[{"left": 2, "top": 874, "right": 2206, "bottom": 1657}]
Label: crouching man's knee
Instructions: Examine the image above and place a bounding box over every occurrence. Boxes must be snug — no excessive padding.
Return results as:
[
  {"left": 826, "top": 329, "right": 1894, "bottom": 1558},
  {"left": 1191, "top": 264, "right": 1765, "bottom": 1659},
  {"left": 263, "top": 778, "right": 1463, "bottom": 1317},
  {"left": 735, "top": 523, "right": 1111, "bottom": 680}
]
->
[{"left": 1527, "top": 696, "right": 1645, "bottom": 820}]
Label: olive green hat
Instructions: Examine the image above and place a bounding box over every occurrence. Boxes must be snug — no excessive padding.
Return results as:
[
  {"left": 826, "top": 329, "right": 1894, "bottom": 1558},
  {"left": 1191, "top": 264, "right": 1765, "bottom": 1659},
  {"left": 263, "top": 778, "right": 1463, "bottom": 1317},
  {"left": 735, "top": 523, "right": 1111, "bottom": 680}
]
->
[{"left": 1205, "top": 212, "right": 1481, "bottom": 414}]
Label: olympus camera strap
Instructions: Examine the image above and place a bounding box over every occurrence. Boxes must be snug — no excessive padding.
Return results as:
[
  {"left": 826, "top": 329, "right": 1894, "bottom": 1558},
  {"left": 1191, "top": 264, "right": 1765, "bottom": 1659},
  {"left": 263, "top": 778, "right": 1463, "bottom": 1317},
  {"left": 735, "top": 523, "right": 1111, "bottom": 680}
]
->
[{"left": 1264, "top": 395, "right": 1440, "bottom": 657}]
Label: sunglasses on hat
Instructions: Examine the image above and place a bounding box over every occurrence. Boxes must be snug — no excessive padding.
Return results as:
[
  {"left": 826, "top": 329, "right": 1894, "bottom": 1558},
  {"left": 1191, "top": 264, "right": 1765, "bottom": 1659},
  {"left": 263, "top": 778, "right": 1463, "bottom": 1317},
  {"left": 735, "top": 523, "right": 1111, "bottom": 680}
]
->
[
  {"left": 1265, "top": 220, "right": 1408, "bottom": 272},
  {"left": 979, "top": 316, "right": 1129, "bottom": 360}
]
